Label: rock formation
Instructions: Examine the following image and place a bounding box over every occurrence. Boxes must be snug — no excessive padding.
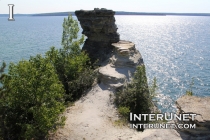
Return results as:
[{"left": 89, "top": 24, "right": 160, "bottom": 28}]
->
[
  {"left": 176, "top": 95, "right": 210, "bottom": 139},
  {"left": 98, "top": 40, "right": 144, "bottom": 90},
  {"left": 75, "top": 8, "right": 144, "bottom": 90},
  {"left": 75, "top": 8, "right": 120, "bottom": 64}
]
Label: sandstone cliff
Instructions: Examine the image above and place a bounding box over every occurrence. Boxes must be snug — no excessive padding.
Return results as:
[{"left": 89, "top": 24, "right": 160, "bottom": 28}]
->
[
  {"left": 75, "top": 8, "right": 120, "bottom": 64},
  {"left": 76, "top": 8, "right": 144, "bottom": 91}
]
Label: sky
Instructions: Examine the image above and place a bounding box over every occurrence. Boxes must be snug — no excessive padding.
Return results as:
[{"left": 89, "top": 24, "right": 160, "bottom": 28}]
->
[{"left": 0, "top": 0, "right": 210, "bottom": 14}]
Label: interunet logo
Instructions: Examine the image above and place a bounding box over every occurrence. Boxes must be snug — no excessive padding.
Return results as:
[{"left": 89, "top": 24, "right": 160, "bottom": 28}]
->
[{"left": 130, "top": 113, "right": 197, "bottom": 129}]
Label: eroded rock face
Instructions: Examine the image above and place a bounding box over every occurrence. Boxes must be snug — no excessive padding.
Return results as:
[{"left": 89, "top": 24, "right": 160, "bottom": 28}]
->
[
  {"left": 98, "top": 40, "right": 144, "bottom": 90},
  {"left": 75, "top": 8, "right": 120, "bottom": 64},
  {"left": 110, "top": 40, "right": 143, "bottom": 67},
  {"left": 176, "top": 95, "right": 210, "bottom": 139}
]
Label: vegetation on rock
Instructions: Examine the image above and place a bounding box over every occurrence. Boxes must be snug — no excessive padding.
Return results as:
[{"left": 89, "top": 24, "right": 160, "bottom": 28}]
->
[
  {"left": 115, "top": 65, "right": 156, "bottom": 131},
  {"left": 186, "top": 77, "right": 194, "bottom": 96}
]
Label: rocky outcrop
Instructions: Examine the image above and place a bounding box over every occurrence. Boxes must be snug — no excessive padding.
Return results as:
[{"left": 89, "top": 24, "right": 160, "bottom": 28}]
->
[
  {"left": 98, "top": 40, "right": 144, "bottom": 90},
  {"left": 176, "top": 95, "right": 210, "bottom": 139},
  {"left": 75, "top": 8, "right": 143, "bottom": 90},
  {"left": 75, "top": 8, "right": 120, "bottom": 64},
  {"left": 110, "top": 40, "right": 143, "bottom": 67}
]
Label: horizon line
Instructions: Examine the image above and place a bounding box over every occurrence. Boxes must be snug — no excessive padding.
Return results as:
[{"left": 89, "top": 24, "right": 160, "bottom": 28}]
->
[{"left": 1, "top": 11, "right": 210, "bottom": 15}]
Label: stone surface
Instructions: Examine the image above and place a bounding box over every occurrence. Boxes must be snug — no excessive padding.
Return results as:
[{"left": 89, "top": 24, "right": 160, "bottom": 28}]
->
[
  {"left": 75, "top": 8, "right": 120, "bottom": 64},
  {"left": 176, "top": 95, "right": 210, "bottom": 139},
  {"left": 98, "top": 40, "right": 144, "bottom": 90},
  {"left": 110, "top": 40, "right": 143, "bottom": 67}
]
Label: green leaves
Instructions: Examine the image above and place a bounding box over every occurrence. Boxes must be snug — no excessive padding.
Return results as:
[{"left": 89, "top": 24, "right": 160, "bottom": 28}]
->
[
  {"left": 115, "top": 65, "right": 153, "bottom": 131},
  {"left": 46, "top": 14, "right": 96, "bottom": 102},
  {"left": 186, "top": 77, "right": 194, "bottom": 96},
  {"left": 0, "top": 56, "right": 65, "bottom": 139},
  {"left": 0, "top": 62, "right": 6, "bottom": 73},
  {"left": 61, "top": 14, "right": 84, "bottom": 52},
  {"left": 0, "top": 61, "right": 6, "bottom": 91}
]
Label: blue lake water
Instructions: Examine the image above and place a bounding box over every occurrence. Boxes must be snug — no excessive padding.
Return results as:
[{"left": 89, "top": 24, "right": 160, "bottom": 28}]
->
[{"left": 0, "top": 16, "right": 210, "bottom": 112}]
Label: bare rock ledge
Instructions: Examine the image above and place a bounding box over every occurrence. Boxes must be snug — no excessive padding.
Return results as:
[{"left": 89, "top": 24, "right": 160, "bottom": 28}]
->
[
  {"left": 176, "top": 95, "right": 210, "bottom": 139},
  {"left": 98, "top": 40, "right": 144, "bottom": 90}
]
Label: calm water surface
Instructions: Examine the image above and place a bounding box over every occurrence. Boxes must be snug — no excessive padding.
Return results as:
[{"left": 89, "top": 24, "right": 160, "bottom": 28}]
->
[{"left": 0, "top": 16, "right": 210, "bottom": 112}]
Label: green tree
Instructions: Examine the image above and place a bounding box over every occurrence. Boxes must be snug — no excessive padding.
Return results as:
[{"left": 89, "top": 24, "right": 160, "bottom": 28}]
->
[
  {"left": 115, "top": 65, "right": 153, "bottom": 131},
  {"left": 61, "top": 14, "right": 84, "bottom": 55},
  {"left": 0, "top": 62, "right": 6, "bottom": 139},
  {"left": 0, "top": 55, "right": 65, "bottom": 139},
  {"left": 46, "top": 14, "right": 96, "bottom": 102},
  {"left": 0, "top": 62, "right": 6, "bottom": 92}
]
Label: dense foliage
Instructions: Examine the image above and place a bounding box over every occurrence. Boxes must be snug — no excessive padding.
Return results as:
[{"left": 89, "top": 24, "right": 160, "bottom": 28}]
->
[
  {"left": 0, "top": 56, "right": 65, "bottom": 139},
  {"left": 0, "top": 14, "right": 96, "bottom": 139},
  {"left": 45, "top": 15, "right": 96, "bottom": 102},
  {"left": 0, "top": 62, "right": 6, "bottom": 139},
  {"left": 115, "top": 65, "right": 155, "bottom": 131}
]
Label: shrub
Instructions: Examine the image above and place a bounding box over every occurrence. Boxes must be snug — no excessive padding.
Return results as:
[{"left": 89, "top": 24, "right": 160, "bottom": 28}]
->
[
  {"left": 186, "top": 90, "right": 193, "bottom": 96},
  {"left": 0, "top": 55, "right": 65, "bottom": 139},
  {"left": 118, "top": 106, "right": 130, "bottom": 119},
  {"left": 0, "top": 62, "right": 6, "bottom": 138},
  {"left": 115, "top": 65, "right": 154, "bottom": 131},
  {"left": 186, "top": 78, "right": 194, "bottom": 96}
]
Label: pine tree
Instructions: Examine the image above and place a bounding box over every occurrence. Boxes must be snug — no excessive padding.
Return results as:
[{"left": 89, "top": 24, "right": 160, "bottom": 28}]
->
[{"left": 46, "top": 14, "right": 96, "bottom": 101}]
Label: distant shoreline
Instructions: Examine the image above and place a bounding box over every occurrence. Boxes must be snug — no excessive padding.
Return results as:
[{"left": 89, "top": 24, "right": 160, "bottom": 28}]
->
[{"left": 1, "top": 11, "right": 210, "bottom": 17}]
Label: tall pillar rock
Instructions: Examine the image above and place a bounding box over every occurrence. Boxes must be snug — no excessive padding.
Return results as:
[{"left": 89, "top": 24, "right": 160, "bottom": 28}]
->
[{"left": 75, "top": 8, "right": 120, "bottom": 64}]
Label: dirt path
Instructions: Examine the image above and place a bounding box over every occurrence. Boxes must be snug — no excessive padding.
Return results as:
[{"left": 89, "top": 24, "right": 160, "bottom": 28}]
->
[{"left": 50, "top": 84, "right": 184, "bottom": 140}]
